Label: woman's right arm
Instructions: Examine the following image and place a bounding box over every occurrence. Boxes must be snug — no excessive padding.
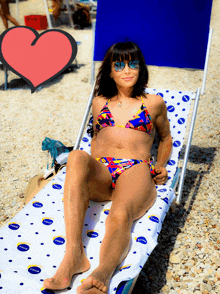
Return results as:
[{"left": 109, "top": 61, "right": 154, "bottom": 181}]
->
[
  {"left": 91, "top": 136, "right": 96, "bottom": 155},
  {"left": 152, "top": 95, "right": 172, "bottom": 184},
  {"left": 90, "top": 96, "right": 100, "bottom": 155}
]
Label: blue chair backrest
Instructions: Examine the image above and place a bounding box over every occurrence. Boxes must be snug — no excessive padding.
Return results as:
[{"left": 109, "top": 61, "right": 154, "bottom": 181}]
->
[{"left": 94, "top": 0, "right": 213, "bottom": 69}]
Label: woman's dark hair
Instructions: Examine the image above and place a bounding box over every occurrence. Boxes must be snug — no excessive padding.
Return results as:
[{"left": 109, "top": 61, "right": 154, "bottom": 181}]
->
[
  {"left": 93, "top": 41, "right": 149, "bottom": 99},
  {"left": 87, "top": 42, "right": 149, "bottom": 138}
]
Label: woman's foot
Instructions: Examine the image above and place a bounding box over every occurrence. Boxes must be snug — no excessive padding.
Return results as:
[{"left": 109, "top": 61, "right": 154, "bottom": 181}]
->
[
  {"left": 77, "top": 267, "right": 111, "bottom": 293},
  {"left": 43, "top": 250, "right": 90, "bottom": 290}
]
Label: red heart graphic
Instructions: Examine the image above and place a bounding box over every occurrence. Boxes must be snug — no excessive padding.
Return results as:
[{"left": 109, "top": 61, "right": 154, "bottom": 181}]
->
[{"left": 0, "top": 26, "right": 77, "bottom": 93}]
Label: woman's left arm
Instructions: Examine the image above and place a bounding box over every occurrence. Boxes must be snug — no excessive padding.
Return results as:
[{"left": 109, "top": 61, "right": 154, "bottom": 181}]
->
[{"left": 153, "top": 96, "right": 173, "bottom": 185}]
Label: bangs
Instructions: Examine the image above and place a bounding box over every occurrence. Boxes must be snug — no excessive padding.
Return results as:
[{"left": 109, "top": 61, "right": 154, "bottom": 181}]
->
[{"left": 111, "top": 43, "right": 139, "bottom": 62}]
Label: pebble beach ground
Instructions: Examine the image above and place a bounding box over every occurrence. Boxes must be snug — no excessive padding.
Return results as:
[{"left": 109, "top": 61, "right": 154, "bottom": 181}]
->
[{"left": 0, "top": 1, "right": 220, "bottom": 293}]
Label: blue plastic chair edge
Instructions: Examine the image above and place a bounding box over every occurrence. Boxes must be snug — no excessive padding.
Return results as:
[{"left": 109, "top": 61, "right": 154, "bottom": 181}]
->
[{"left": 116, "top": 278, "right": 135, "bottom": 294}]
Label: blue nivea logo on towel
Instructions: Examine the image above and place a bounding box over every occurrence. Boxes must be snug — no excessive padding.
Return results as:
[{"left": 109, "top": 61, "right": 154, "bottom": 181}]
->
[
  {"left": 173, "top": 140, "right": 181, "bottom": 148},
  {"left": 167, "top": 105, "right": 175, "bottom": 112},
  {"left": 158, "top": 188, "right": 167, "bottom": 192},
  {"left": 8, "top": 222, "right": 20, "bottom": 230},
  {"left": 168, "top": 160, "right": 176, "bottom": 166},
  {"left": 136, "top": 236, "right": 147, "bottom": 244},
  {"left": 28, "top": 265, "right": 41, "bottom": 274},
  {"left": 87, "top": 230, "right": 99, "bottom": 238},
  {"left": 82, "top": 137, "right": 89, "bottom": 142},
  {"left": 161, "top": 197, "right": 169, "bottom": 204},
  {"left": 182, "top": 95, "right": 190, "bottom": 102},
  {"left": 42, "top": 218, "right": 53, "bottom": 225},
  {"left": 52, "top": 184, "right": 62, "bottom": 190},
  {"left": 41, "top": 288, "right": 55, "bottom": 294},
  {"left": 148, "top": 215, "right": 159, "bottom": 223},
  {"left": 103, "top": 209, "right": 110, "bottom": 215},
  {"left": 53, "top": 236, "right": 65, "bottom": 245},
  {"left": 33, "top": 202, "right": 43, "bottom": 208},
  {"left": 177, "top": 118, "right": 185, "bottom": 124},
  {"left": 17, "top": 243, "right": 30, "bottom": 252}
]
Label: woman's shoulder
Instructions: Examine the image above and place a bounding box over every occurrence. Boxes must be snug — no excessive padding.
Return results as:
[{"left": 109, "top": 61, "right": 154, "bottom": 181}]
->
[
  {"left": 92, "top": 95, "right": 109, "bottom": 105},
  {"left": 142, "top": 94, "right": 167, "bottom": 118},
  {"left": 92, "top": 96, "right": 109, "bottom": 117},
  {"left": 142, "top": 93, "right": 165, "bottom": 107}
]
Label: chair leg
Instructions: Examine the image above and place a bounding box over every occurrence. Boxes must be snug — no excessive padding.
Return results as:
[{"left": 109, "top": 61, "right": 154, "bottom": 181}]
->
[
  {"left": 4, "top": 66, "right": 8, "bottom": 90},
  {"left": 75, "top": 58, "right": 79, "bottom": 68},
  {"left": 170, "top": 198, "right": 180, "bottom": 213}
]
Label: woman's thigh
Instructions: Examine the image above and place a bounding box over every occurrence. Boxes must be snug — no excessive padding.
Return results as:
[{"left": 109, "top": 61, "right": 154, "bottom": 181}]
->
[
  {"left": 87, "top": 157, "right": 114, "bottom": 202},
  {"left": 111, "top": 161, "right": 157, "bottom": 221},
  {"left": 67, "top": 150, "right": 113, "bottom": 202}
]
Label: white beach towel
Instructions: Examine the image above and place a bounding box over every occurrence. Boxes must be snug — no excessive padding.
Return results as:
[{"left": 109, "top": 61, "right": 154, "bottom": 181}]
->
[{"left": 0, "top": 88, "right": 194, "bottom": 293}]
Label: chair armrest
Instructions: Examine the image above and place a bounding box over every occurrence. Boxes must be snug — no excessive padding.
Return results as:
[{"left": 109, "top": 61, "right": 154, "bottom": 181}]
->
[{"left": 56, "top": 152, "right": 70, "bottom": 165}]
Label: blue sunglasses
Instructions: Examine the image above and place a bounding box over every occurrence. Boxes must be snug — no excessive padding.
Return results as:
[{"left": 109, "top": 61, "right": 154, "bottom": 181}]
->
[{"left": 113, "top": 61, "right": 139, "bottom": 72}]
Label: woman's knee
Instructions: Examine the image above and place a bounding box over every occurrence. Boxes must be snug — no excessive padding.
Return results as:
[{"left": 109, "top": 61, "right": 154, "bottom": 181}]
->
[
  {"left": 67, "top": 150, "right": 91, "bottom": 170},
  {"left": 66, "top": 150, "right": 92, "bottom": 180},
  {"left": 107, "top": 208, "right": 132, "bottom": 229}
]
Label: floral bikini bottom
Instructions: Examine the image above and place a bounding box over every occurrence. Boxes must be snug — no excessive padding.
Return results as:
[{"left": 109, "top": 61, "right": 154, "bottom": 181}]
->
[{"left": 95, "top": 157, "right": 157, "bottom": 190}]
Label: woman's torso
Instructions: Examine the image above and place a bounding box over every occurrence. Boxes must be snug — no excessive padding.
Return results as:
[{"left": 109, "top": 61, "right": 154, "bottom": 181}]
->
[{"left": 91, "top": 94, "right": 159, "bottom": 160}]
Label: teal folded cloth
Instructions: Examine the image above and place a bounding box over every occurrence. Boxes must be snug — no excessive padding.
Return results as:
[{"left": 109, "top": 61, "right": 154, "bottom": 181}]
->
[{"left": 42, "top": 137, "right": 70, "bottom": 167}]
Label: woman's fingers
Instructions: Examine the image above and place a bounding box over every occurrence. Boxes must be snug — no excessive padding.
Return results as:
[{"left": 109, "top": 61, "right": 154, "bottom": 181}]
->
[
  {"left": 153, "top": 177, "right": 166, "bottom": 185},
  {"left": 153, "top": 166, "right": 168, "bottom": 184}
]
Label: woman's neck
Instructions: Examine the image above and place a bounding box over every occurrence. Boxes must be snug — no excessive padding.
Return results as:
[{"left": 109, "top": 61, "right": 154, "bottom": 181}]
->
[{"left": 116, "top": 86, "right": 133, "bottom": 100}]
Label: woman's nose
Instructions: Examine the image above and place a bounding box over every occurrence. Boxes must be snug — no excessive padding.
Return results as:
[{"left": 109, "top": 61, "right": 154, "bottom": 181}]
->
[{"left": 124, "top": 63, "right": 130, "bottom": 73}]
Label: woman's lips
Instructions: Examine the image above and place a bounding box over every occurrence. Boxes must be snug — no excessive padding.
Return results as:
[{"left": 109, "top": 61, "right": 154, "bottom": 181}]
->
[{"left": 123, "top": 77, "right": 133, "bottom": 81}]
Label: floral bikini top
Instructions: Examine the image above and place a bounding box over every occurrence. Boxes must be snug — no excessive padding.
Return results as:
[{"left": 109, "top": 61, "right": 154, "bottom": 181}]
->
[{"left": 94, "top": 96, "right": 153, "bottom": 136}]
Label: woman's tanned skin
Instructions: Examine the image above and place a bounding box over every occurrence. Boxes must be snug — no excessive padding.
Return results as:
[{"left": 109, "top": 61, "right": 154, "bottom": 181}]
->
[{"left": 43, "top": 42, "right": 172, "bottom": 293}]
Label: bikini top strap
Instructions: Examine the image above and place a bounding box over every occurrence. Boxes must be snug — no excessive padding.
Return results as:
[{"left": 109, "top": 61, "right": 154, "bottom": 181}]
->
[
  {"left": 102, "top": 99, "right": 110, "bottom": 109},
  {"left": 141, "top": 96, "right": 146, "bottom": 107}
]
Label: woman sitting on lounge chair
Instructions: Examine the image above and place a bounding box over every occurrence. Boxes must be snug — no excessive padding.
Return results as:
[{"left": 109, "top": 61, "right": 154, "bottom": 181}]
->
[{"left": 43, "top": 41, "right": 173, "bottom": 293}]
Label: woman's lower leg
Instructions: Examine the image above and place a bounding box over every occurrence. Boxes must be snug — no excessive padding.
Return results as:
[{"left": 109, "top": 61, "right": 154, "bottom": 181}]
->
[
  {"left": 1, "top": 15, "right": 8, "bottom": 29},
  {"left": 43, "top": 152, "right": 92, "bottom": 290},
  {"left": 99, "top": 213, "right": 131, "bottom": 274},
  {"left": 64, "top": 159, "right": 90, "bottom": 252},
  {"left": 6, "top": 14, "right": 20, "bottom": 26},
  {"left": 77, "top": 212, "right": 132, "bottom": 293}
]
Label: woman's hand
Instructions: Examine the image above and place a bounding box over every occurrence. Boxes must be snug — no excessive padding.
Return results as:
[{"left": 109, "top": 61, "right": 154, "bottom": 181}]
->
[{"left": 153, "top": 165, "right": 168, "bottom": 185}]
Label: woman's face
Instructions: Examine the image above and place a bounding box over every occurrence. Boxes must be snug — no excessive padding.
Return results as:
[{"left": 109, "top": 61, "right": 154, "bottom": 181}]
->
[{"left": 110, "top": 59, "right": 140, "bottom": 90}]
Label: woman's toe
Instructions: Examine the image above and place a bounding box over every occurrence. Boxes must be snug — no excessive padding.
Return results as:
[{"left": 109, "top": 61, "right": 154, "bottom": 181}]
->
[
  {"left": 79, "top": 276, "right": 93, "bottom": 291},
  {"left": 43, "top": 278, "right": 54, "bottom": 288}
]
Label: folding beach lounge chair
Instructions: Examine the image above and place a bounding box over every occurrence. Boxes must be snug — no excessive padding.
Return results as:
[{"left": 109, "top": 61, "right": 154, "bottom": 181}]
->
[{"left": 0, "top": 84, "right": 200, "bottom": 294}]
